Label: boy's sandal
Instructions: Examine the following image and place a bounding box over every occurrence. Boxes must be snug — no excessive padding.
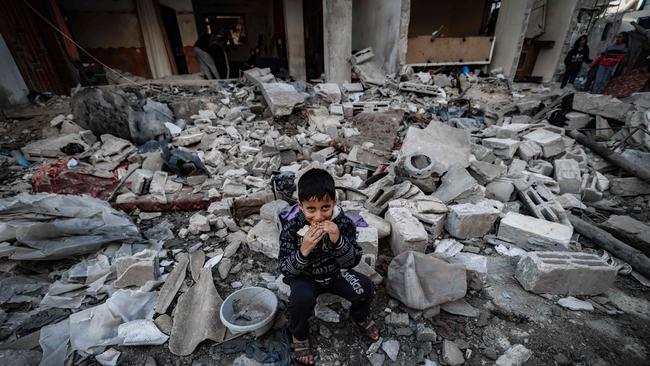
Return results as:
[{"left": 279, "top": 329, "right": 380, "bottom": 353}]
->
[
  {"left": 290, "top": 337, "right": 317, "bottom": 365},
  {"left": 357, "top": 319, "right": 380, "bottom": 341}
]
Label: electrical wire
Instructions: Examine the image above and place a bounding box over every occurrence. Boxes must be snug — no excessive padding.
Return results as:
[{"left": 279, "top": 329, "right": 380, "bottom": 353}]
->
[{"left": 21, "top": 0, "right": 140, "bottom": 85}]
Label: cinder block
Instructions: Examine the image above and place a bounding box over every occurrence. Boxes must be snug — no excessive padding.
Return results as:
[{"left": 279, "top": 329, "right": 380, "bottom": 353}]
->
[
  {"left": 445, "top": 203, "right": 500, "bottom": 239},
  {"left": 356, "top": 226, "right": 379, "bottom": 268},
  {"left": 498, "top": 212, "right": 573, "bottom": 251},
  {"left": 523, "top": 129, "right": 564, "bottom": 158},
  {"left": 554, "top": 159, "right": 582, "bottom": 194},
  {"left": 515, "top": 252, "right": 617, "bottom": 295},
  {"left": 385, "top": 207, "right": 428, "bottom": 255},
  {"left": 482, "top": 138, "right": 520, "bottom": 159}
]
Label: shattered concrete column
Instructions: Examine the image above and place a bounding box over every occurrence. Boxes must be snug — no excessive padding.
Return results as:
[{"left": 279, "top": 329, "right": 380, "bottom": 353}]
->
[
  {"left": 323, "top": 0, "right": 352, "bottom": 83},
  {"left": 489, "top": 0, "right": 534, "bottom": 78},
  {"left": 283, "top": 0, "right": 307, "bottom": 80}
]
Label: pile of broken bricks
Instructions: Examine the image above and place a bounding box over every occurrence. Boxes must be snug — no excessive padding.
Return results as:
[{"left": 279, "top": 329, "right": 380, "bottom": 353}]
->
[{"left": 1, "top": 47, "right": 650, "bottom": 365}]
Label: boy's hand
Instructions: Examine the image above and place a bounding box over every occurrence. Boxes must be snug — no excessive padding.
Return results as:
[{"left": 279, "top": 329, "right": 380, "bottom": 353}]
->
[
  {"left": 318, "top": 221, "right": 340, "bottom": 244},
  {"left": 300, "top": 225, "right": 324, "bottom": 257}
]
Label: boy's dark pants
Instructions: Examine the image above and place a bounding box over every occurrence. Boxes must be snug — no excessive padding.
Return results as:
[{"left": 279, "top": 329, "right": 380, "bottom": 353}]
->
[{"left": 287, "top": 270, "right": 373, "bottom": 340}]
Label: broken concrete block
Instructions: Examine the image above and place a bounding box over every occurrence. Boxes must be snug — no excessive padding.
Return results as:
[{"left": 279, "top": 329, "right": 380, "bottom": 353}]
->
[
  {"left": 314, "top": 83, "right": 341, "bottom": 104},
  {"left": 356, "top": 227, "right": 379, "bottom": 268},
  {"left": 351, "top": 48, "right": 375, "bottom": 65},
  {"left": 557, "top": 296, "right": 594, "bottom": 311},
  {"left": 400, "top": 122, "right": 471, "bottom": 175},
  {"left": 523, "top": 129, "right": 564, "bottom": 158},
  {"left": 610, "top": 177, "right": 650, "bottom": 196},
  {"left": 311, "top": 147, "right": 337, "bottom": 163},
  {"left": 353, "top": 61, "right": 387, "bottom": 86},
  {"left": 149, "top": 171, "right": 168, "bottom": 204},
  {"left": 207, "top": 199, "right": 232, "bottom": 216},
  {"left": 246, "top": 219, "right": 281, "bottom": 259},
  {"left": 433, "top": 238, "right": 463, "bottom": 257},
  {"left": 564, "top": 112, "right": 591, "bottom": 130},
  {"left": 486, "top": 178, "right": 515, "bottom": 202},
  {"left": 580, "top": 173, "right": 603, "bottom": 202},
  {"left": 445, "top": 203, "right": 500, "bottom": 239},
  {"left": 517, "top": 140, "right": 542, "bottom": 161},
  {"left": 399, "top": 82, "right": 445, "bottom": 97},
  {"left": 114, "top": 250, "right": 159, "bottom": 288},
  {"left": 129, "top": 169, "right": 153, "bottom": 195},
  {"left": 482, "top": 138, "right": 519, "bottom": 159},
  {"left": 260, "top": 200, "right": 289, "bottom": 226},
  {"left": 387, "top": 251, "right": 467, "bottom": 309},
  {"left": 497, "top": 212, "right": 573, "bottom": 251},
  {"left": 243, "top": 67, "right": 275, "bottom": 85},
  {"left": 553, "top": 159, "right": 581, "bottom": 194},
  {"left": 594, "top": 115, "right": 613, "bottom": 141},
  {"left": 601, "top": 215, "right": 650, "bottom": 255},
  {"left": 433, "top": 165, "right": 482, "bottom": 204},
  {"left": 385, "top": 207, "right": 428, "bottom": 255},
  {"left": 496, "top": 344, "right": 532, "bottom": 366},
  {"left": 572, "top": 92, "right": 633, "bottom": 121},
  {"left": 260, "top": 83, "right": 305, "bottom": 116},
  {"left": 359, "top": 211, "right": 391, "bottom": 239},
  {"left": 469, "top": 160, "right": 506, "bottom": 185},
  {"left": 528, "top": 159, "right": 553, "bottom": 176},
  {"left": 515, "top": 252, "right": 617, "bottom": 295},
  {"left": 188, "top": 213, "right": 210, "bottom": 235}
]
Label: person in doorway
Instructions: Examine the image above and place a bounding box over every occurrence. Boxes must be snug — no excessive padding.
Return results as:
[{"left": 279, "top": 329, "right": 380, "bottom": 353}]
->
[
  {"left": 590, "top": 32, "right": 628, "bottom": 94},
  {"left": 278, "top": 169, "right": 379, "bottom": 365},
  {"left": 193, "top": 33, "right": 220, "bottom": 79},
  {"left": 561, "top": 35, "right": 591, "bottom": 88}
]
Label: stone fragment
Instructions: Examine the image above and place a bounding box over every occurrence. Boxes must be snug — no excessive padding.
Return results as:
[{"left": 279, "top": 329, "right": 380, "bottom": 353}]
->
[
  {"left": 218, "top": 258, "right": 233, "bottom": 280},
  {"left": 207, "top": 200, "right": 232, "bottom": 216},
  {"left": 554, "top": 159, "right": 581, "bottom": 194},
  {"left": 246, "top": 219, "right": 281, "bottom": 259},
  {"left": 469, "top": 160, "right": 506, "bottom": 185},
  {"left": 169, "top": 268, "right": 226, "bottom": 355},
  {"left": 445, "top": 203, "right": 500, "bottom": 239},
  {"left": 496, "top": 344, "right": 532, "bottom": 366},
  {"left": 155, "top": 253, "right": 189, "bottom": 314},
  {"left": 384, "top": 312, "right": 409, "bottom": 327},
  {"left": 486, "top": 179, "right": 515, "bottom": 202},
  {"left": 381, "top": 340, "right": 400, "bottom": 362},
  {"left": 154, "top": 314, "right": 173, "bottom": 335},
  {"left": 557, "top": 296, "right": 594, "bottom": 311},
  {"left": 114, "top": 250, "right": 159, "bottom": 288},
  {"left": 188, "top": 213, "right": 210, "bottom": 235},
  {"left": 260, "top": 200, "right": 289, "bottom": 225},
  {"left": 482, "top": 138, "right": 520, "bottom": 159},
  {"left": 260, "top": 83, "right": 305, "bottom": 116},
  {"left": 594, "top": 116, "right": 613, "bottom": 141},
  {"left": 523, "top": 129, "right": 564, "bottom": 158},
  {"left": 497, "top": 212, "right": 573, "bottom": 251},
  {"left": 385, "top": 207, "right": 428, "bottom": 255},
  {"left": 515, "top": 252, "right": 617, "bottom": 295},
  {"left": 441, "top": 299, "right": 479, "bottom": 317},
  {"left": 189, "top": 250, "right": 205, "bottom": 282},
  {"left": 416, "top": 324, "right": 437, "bottom": 342},
  {"left": 442, "top": 340, "right": 465, "bottom": 366},
  {"left": 572, "top": 92, "right": 632, "bottom": 121},
  {"left": 517, "top": 140, "right": 542, "bottom": 161},
  {"left": 356, "top": 227, "right": 379, "bottom": 267},
  {"left": 314, "top": 304, "right": 339, "bottom": 323}
]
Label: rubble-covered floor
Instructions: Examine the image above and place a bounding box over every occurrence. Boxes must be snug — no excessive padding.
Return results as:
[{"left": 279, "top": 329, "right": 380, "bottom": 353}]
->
[{"left": 0, "top": 63, "right": 650, "bottom": 366}]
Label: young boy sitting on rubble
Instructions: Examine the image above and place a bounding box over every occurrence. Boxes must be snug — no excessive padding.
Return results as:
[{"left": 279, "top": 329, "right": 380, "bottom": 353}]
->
[{"left": 278, "top": 168, "right": 379, "bottom": 365}]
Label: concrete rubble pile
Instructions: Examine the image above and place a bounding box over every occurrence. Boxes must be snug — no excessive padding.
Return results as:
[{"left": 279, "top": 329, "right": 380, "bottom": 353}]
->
[{"left": 1, "top": 53, "right": 650, "bottom": 365}]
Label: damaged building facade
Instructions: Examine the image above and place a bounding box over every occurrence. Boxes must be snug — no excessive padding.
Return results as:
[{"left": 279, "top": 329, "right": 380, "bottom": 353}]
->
[
  {"left": 0, "top": 0, "right": 625, "bottom": 106},
  {"left": 1, "top": 1, "right": 650, "bottom": 366}
]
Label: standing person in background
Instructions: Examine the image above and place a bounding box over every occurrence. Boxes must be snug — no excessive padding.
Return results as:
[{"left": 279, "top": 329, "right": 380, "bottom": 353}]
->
[
  {"left": 193, "top": 33, "right": 220, "bottom": 79},
  {"left": 561, "top": 35, "right": 591, "bottom": 88},
  {"left": 590, "top": 32, "right": 628, "bottom": 94}
]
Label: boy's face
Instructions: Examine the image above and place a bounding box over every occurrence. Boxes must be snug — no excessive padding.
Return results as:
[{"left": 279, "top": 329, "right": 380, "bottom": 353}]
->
[{"left": 299, "top": 195, "right": 335, "bottom": 225}]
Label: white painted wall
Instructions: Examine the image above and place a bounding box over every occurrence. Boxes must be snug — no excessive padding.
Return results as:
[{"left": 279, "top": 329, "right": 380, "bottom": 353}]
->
[
  {"left": 489, "top": 0, "right": 534, "bottom": 78},
  {"left": 531, "top": 0, "right": 579, "bottom": 81},
  {"left": 0, "top": 34, "right": 28, "bottom": 107},
  {"left": 352, "top": 0, "right": 404, "bottom": 74}
]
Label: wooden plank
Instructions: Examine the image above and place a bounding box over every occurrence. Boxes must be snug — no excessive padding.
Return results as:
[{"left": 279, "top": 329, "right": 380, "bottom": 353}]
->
[{"left": 406, "top": 36, "right": 495, "bottom": 66}]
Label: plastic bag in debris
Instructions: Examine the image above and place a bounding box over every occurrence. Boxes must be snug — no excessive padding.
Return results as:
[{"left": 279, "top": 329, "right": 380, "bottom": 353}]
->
[
  {"left": 0, "top": 193, "right": 141, "bottom": 260},
  {"left": 448, "top": 117, "right": 484, "bottom": 131},
  {"left": 221, "top": 327, "right": 291, "bottom": 366},
  {"left": 117, "top": 319, "right": 168, "bottom": 346},
  {"left": 69, "top": 289, "right": 157, "bottom": 353},
  {"left": 271, "top": 172, "right": 296, "bottom": 204},
  {"left": 386, "top": 251, "right": 467, "bottom": 310},
  {"left": 145, "top": 140, "right": 210, "bottom": 177},
  {"left": 39, "top": 318, "right": 70, "bottom": 366}
]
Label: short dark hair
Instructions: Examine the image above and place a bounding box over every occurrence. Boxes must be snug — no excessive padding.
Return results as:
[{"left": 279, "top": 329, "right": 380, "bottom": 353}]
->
[{"left": 298, "top": 169, "right": 335, "bottom": 202}]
